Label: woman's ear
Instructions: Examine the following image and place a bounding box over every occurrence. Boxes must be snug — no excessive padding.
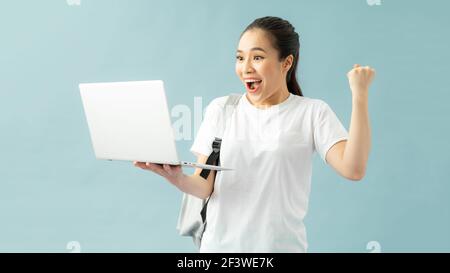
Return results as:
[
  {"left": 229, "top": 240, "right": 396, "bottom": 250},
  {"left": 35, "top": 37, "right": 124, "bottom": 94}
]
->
[{"left": 283, "top": 55, "right": 294, "bottom": 73}]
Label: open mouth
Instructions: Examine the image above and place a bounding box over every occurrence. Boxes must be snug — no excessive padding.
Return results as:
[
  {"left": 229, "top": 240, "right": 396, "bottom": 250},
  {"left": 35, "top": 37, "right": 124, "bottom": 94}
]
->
[{"left": 245, "top": 80, "right": 262, "bottom": 92}]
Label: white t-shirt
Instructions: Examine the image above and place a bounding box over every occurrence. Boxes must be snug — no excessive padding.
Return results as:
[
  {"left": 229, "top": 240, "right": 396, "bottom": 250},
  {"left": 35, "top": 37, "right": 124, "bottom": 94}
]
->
[{"left": 190, "top": 92, "right": 349, "bottom": 253}]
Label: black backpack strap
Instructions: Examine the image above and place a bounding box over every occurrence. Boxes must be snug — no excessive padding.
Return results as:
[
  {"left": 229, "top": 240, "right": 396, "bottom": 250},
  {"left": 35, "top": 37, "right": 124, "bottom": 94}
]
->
[
  {"left": 199, "top": 137, "right": 222, "bottom": 180},
  {"left": 199, "top": 137, "right": 221, "bottom": 222}
]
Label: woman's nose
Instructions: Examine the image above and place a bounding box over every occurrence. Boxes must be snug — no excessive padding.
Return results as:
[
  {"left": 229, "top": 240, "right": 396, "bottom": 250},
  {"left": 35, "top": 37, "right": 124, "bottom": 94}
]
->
[{"left": 243, "top": 60, "right": 254, "bottom": 74}]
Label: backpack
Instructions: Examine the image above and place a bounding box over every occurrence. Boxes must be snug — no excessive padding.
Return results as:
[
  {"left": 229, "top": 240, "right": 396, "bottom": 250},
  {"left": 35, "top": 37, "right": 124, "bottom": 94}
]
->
[{"left": 176, "top": 93, "right": 242, "bottom": 249}]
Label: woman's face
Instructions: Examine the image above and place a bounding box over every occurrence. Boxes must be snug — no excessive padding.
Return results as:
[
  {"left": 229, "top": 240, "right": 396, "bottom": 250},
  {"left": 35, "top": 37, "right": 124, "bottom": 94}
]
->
[{"left": 235, "top": 28, "right": 292, "bottom": 104}]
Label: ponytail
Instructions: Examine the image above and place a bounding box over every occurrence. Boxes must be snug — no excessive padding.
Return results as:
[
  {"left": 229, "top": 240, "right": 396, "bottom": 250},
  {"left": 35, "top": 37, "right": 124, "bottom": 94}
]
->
[{"left": 286, "top": 52, "right": 302, "bottom": 96}]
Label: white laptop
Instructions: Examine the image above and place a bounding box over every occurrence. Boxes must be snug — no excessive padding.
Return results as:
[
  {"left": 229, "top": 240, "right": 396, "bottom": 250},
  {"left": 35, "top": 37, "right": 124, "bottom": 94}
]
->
[{"left": 79, "top": 80, "right": 232, "bottom": 171}]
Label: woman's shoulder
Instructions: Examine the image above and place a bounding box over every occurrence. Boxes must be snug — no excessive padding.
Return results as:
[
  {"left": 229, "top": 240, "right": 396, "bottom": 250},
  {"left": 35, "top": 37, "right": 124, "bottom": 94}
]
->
[
  {"left": 207, "top": 93, "right": 243, "bottom": 110},
  {"left": 290, "top": 94, "right": 328, "bottom": 109},
  {"left": 208, "top": 95, "right": 231, "bottom": 108},
  {"left": 202, "top": 95, "right": 238, "bottom": 119}
]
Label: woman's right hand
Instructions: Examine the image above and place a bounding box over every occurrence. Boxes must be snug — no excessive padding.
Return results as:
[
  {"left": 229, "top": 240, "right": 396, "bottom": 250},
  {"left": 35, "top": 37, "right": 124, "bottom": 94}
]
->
[{"left": 133, "top": 161, "right": 185, "bottom": 188}]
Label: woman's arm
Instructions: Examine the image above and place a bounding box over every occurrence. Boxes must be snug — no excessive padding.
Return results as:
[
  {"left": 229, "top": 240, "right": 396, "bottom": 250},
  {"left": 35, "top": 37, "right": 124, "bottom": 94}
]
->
[
  {"left": 134, "top": 154, "right": 216, "bottom": 199},
  {"left": 326, "top": 64, "right": 375, "bottom": 181}
]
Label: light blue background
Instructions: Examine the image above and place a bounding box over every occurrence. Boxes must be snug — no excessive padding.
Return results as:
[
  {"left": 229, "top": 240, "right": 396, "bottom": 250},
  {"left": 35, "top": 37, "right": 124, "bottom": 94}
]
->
[{"left": 0, "top": 0, "right": 449, "bottom": 252}]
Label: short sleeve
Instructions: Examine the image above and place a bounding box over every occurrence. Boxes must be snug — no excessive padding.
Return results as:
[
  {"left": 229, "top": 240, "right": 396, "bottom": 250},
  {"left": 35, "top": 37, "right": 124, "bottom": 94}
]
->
[
  {"left": 190, "top": 98, "right": 222, "bottom": 157},
  {"left": 313, "top": 101, "right": 349, "bottom": 164}
]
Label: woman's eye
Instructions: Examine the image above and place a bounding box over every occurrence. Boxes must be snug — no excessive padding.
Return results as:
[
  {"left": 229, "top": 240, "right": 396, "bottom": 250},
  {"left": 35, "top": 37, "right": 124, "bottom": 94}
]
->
[
  {"left": 254, "top": 56, "right": 264, "bottom": 61},
  {"left": 236, "top": 56, "right": 243, "bottom": 61}
]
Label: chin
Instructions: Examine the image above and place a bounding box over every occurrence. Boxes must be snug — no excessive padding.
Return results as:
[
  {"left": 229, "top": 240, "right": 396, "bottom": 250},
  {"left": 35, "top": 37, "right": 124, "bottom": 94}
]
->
[{"left": 246, "top": 91, "right": 265, "bottom": 103}]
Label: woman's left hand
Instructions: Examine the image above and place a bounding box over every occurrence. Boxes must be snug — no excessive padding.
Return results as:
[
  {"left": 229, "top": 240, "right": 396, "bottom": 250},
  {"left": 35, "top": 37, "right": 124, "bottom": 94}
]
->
[{"left": 347, "top": 64, "right": 376, "bottom": 98}]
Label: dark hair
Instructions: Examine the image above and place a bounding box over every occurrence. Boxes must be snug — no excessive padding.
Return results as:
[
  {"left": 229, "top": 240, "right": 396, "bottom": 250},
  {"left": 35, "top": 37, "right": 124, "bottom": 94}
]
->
[{"left": 242, "top": 16, "right": 303, "bottom": 96}]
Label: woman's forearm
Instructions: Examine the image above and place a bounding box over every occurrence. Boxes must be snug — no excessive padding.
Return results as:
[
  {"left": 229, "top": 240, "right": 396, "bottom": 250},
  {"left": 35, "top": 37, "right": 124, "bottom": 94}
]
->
[
  {"left": 343, "top": 95, "right": 371, "bottom": 178},
  {"left": 176, "top": 174, "right": 214, "bottom": 199}
]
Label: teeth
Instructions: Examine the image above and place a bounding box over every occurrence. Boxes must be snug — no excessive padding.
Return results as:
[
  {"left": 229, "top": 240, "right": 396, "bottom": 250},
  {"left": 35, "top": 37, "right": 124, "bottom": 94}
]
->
[{"left": 244, "top": 79, "right": 262, "bottom": 83}]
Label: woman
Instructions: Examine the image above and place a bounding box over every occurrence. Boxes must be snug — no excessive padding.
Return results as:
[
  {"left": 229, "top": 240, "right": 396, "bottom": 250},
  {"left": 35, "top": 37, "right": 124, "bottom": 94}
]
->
[{"left": 134, "top": 16, "right": 374, "bottom": 252}]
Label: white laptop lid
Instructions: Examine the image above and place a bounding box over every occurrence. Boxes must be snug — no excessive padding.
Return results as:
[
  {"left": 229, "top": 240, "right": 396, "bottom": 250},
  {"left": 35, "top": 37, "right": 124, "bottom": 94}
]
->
[{"left": 79, "top": 80, "right": 180, "bottom": 164}]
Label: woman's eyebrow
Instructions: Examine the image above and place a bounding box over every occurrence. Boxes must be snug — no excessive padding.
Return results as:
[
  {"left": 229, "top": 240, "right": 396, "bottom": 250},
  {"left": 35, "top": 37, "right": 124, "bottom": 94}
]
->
[{"left": 236, "top": 47, "right": 267, "bottom": 53}]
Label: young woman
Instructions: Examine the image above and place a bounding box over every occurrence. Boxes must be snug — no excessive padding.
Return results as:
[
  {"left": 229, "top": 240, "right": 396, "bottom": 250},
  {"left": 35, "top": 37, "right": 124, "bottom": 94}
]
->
[{"left": 134, "top": 16, "right": 374, "bottom": 252}]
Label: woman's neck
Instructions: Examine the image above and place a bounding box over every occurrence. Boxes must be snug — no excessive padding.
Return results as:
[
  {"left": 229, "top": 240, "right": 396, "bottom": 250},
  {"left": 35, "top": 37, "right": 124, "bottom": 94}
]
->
[{"left": 247, "top": 86, "right": 291, "bottom": 109}]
